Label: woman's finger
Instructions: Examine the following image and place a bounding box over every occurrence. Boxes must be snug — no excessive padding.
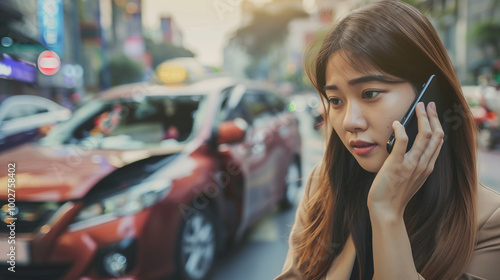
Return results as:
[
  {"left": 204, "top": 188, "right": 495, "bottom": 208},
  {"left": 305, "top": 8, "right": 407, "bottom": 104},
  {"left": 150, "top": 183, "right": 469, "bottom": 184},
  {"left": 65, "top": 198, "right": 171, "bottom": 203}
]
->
[
  {"left": 427, "top": 102, "right": 445, "bottom": 140},
  {"left": 420, "top": 102, "right": 445, "bottom": 164},
  {"left": 390, "top": 120, "right": 408, "bottom": 161},
  {"left": 408, "top": 102, "right": 433, "bottom": 159},
  {"left": 426, "top": 138, "right": 444, "bottom": 175}
]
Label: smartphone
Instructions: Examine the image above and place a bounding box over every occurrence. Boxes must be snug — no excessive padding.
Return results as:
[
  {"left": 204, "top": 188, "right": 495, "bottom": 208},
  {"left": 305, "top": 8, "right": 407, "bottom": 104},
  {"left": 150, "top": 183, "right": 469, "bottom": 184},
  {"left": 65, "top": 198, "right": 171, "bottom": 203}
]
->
[{"left": 386, "top": 74, "right": 437, "bottom": 154}]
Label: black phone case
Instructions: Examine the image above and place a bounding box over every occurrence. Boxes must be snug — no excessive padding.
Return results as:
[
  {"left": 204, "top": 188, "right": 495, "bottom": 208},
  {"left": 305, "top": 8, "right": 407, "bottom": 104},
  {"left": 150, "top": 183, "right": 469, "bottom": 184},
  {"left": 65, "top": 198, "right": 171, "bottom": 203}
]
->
[{"left": 386, "top": 75, "right": 437, "bottom": 154}]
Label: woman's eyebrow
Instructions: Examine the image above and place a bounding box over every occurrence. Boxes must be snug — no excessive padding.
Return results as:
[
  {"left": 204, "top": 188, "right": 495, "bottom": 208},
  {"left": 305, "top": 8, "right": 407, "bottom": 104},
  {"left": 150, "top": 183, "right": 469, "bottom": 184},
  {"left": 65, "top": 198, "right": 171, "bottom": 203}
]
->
[
  {"left": 348, "top": 75, "right": 404, "bottom": 85},
  {"left": 323, "top": 84, "right": 338, "bottom": 91},
  {"left": 323, "top": 75, "right": 405, "bottom": 91}
]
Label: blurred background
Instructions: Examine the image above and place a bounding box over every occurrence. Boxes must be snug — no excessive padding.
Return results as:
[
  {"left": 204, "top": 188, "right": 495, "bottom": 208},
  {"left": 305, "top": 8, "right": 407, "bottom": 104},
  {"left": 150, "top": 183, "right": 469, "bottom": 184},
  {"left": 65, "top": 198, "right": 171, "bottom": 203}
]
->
[
  {"left": 0, "top": 0, "right": 499, "bottom": 280},
  {"left": 2, "top": 0, "right": 500, "bottom": 98}
]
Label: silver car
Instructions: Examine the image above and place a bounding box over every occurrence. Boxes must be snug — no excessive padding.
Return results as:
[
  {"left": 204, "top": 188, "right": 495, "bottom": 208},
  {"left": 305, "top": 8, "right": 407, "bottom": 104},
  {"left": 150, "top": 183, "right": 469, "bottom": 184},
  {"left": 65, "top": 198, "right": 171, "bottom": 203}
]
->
[{"left": 0, "top": 95, "right": 71, "bottom": 152}]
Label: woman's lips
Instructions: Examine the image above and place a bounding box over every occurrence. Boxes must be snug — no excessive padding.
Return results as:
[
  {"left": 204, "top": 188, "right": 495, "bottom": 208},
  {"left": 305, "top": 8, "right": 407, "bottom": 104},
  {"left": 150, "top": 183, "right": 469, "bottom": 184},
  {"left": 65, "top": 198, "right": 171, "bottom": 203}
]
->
[
  {"left": 352, "top": 144, "right": 377, "bottom": 156},
  {"left": 349, "top": 140, "right": 377, "bottom": 156}
]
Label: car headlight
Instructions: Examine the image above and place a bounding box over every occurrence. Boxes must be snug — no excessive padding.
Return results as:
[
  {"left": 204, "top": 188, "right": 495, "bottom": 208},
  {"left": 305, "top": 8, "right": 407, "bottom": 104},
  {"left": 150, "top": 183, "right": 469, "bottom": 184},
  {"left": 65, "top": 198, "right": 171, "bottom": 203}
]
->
[{"left": 70, "top": 179, "right": 171, "bottom": 230}]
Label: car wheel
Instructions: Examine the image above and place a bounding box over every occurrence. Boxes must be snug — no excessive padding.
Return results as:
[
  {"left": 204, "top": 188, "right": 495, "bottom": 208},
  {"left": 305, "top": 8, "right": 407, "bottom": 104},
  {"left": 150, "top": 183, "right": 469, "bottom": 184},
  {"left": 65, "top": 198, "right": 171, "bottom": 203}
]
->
[
  {"left": 176, "top": 209, "right": 217, "bottom": 280},
  {"left": 478, "top": 128, "right": 494, "bottom": 151},
  {"left": 280, "top": 158, "right": 302, "bottom": 209}
]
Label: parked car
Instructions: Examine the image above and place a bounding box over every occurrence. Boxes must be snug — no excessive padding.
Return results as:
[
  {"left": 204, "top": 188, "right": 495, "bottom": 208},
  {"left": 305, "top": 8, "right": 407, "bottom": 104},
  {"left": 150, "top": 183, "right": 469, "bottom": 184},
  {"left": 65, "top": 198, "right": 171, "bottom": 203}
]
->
[
  {"left": 0, "top": 77, "right": 302, "bottom": 280},
  {"left": 0, "top": 95, "right": 71, "bottom": 152},
  {"left": 479, "top": 86, "right": 500, "bottom": 150},
  {"left": 461, "top": 85, "right": 490, "bottom": 129}
]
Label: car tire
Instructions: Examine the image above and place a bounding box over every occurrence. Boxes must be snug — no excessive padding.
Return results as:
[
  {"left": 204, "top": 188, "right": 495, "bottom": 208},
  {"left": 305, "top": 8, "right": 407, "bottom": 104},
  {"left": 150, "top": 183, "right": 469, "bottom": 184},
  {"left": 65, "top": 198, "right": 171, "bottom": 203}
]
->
[
  {"left": 280, "top": 157, "right": 302, "bottom": 210},
  {"left": 175, "top": 206, "right": 217, "bottom": 280}
]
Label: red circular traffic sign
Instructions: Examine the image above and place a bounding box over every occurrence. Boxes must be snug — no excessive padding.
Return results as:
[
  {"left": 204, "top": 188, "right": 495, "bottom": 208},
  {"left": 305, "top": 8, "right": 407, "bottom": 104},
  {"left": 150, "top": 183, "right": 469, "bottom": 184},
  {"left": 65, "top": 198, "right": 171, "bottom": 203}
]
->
[{"left": 38, "top": 50, "right": 61, "bottom": 75}]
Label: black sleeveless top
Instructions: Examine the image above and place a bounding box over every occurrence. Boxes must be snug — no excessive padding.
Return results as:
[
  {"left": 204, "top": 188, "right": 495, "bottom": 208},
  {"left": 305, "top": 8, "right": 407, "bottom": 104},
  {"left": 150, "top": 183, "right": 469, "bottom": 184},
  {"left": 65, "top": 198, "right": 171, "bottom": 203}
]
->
[{"left": 349, "top": 228, "right": 374, "bottom": 280}]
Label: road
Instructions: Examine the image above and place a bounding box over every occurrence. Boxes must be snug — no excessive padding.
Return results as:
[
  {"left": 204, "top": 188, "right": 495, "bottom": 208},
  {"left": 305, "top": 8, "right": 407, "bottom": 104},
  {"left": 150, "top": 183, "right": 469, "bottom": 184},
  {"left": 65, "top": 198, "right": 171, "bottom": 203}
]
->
[{"left": 211, "top": 111, "right": 500, "bottom": 280}]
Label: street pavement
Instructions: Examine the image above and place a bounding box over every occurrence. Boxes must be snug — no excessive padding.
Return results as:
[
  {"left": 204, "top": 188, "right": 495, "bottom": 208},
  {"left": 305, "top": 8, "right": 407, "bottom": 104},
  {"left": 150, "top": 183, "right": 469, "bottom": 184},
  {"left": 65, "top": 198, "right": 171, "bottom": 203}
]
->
[{"left": 211, "top": 111, "right": 500, "bottom": 280}]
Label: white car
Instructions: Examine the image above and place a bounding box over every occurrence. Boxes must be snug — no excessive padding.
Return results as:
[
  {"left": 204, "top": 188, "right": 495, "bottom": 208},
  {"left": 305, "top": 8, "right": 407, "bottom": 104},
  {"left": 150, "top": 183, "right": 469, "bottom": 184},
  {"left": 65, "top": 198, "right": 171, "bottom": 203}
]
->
[
  {"left": 0, "top": 95, "right": 71, "bottom": 151},
  {"left": 483, "top": 86, "right": 500, "bottom": 116},
  {"left": 461, "top": 85, "right": 498, "bottom": 127}
]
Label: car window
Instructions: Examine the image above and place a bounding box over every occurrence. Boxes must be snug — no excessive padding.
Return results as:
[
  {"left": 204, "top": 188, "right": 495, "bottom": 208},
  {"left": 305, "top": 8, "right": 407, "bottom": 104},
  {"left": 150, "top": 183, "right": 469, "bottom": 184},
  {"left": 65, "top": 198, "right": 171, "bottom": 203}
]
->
[
  {"left": 4, "top": 104, "right": 50, "bottom": 121},
  {"left": 243, "top": 92, "right": 274, "bottom": 120},
  {"left": 220, "top": 87, "right": 253, "bottom": 124},
  {"left": 58, "top": 95, "right": 203, "bottom": 149},
  {"left": 263, "top": 92, "right": 286, "bottom": 114},
  {"left": 226, "top": 101, "right": 251, "bottom": 124},
  {"left": 218, "top": 87, "right": 233, "bottom": 112},
  {"left": 220, "top": 88, "right": 280, "bottom": 126},
  {"left": 216, "top": 87, "right": 236, "bottom": 122}
]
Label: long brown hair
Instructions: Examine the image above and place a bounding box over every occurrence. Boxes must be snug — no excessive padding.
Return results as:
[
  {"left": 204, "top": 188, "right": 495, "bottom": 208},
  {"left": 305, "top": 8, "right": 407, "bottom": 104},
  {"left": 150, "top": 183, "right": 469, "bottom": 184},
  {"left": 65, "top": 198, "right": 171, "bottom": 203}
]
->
[{"left": 297, "top": 1, "right": 478, "bottom": 279}]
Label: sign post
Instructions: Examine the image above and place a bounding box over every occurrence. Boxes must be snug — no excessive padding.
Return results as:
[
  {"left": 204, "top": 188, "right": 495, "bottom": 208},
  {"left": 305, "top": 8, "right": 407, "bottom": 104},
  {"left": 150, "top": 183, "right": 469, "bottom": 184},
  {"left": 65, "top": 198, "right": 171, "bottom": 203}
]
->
[{"left": 37, "top": 50, "right": 61, "bottom": 75}]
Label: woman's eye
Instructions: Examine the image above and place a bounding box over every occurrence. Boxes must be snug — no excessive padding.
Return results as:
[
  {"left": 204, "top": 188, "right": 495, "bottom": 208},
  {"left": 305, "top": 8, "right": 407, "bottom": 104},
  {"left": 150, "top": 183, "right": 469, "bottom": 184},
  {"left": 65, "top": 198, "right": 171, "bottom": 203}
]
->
[
  {"left": 363, "top": 91, "right": 381, "bottom": 99},
  {"left": 328, "top": 98, "right": 342, "bottom": 106}
]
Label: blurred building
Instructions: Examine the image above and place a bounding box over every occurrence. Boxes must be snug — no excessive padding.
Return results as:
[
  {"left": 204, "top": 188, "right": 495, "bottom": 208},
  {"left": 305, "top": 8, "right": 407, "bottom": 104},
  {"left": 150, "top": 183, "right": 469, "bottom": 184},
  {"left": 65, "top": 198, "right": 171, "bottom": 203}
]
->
[
  {"left": 222, "top": 0, "right": 255, "bottom": 79},
  {"left": 224, "top": 0, "right": 363, "bottom": 92},
  {"left": 224, "top": 0, "right": 307, "bottom": 82},
  {"left": 427, "top": 0, "right": 500, "bottom": 84},
  {"left": 241, "top": 0, "right": 256, "bottom": 26},
  {"left": 99, "top": 0, "right": 147, "bottom": 90},
  {"left": 99, "top": 0, "right": 145, "bottom": 62},
  {"left": 123, "top": 0, "right": 145, "bottom": 62},
  {"left": 160, "top": 16, "right": 184, "bottom": 47},
  {"left": 224, "top": 37, "right": 251, "bottom": 79},
  {"left": 0, "top": 1, "right": 42, "bottom": 98},
  {"left": 0, "top": 0, "right": 86, "bottom": 107},
  {"left": 265, "top": 0, "right": 303, "bottom": 14},
  {"left": 0, "top": 0, "right": 151, "bottom": 107},
  {"left": 282, "top": 0, "right": 362, "bottom": 92},
  {"left": 226, "top": 0, "right": 499, "bottom": 88}
]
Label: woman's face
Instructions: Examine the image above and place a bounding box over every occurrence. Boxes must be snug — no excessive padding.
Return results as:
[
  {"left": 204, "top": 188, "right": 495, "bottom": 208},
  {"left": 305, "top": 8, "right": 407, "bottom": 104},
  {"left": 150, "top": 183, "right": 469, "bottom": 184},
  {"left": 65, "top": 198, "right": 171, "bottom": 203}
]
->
[{"left": 324, "top": 52, "right": 416, "bottom": 173}]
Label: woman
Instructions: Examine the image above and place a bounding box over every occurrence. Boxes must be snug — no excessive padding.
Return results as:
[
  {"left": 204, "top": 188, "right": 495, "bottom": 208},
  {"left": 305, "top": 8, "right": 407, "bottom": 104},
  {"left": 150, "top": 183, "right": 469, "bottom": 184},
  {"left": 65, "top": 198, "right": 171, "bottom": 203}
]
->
[{"left": 276, "top": 1, "right": 500, "bottom": 279}]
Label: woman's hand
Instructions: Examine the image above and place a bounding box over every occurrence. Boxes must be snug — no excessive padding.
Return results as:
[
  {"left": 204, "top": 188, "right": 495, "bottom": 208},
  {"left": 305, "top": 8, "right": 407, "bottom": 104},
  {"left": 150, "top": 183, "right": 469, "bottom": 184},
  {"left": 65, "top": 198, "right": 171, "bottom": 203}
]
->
[{"left": 367, "top": 102, "right": 444, "bottom": 219}]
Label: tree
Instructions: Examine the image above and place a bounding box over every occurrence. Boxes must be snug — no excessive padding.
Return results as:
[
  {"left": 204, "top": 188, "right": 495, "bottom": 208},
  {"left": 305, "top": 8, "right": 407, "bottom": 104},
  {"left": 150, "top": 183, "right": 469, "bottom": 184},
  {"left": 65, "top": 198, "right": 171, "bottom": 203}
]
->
[
  {"left": 144, "top": 37, "right": 195, "bottom": 69},
  {"left": 233, "top": 7, "right": 308, "bottom": 60},
  {"left": 108, "top": 54, "right": 144, "bottom": 86},
  {"left": 469, "top": 21, "right": 500, "bottom": 58},
  {"left": 400, "top": 0, "right": 428, "bottom": 11},
  {"left": 468, "top": 0, "right": 500, "bottom": 58}
]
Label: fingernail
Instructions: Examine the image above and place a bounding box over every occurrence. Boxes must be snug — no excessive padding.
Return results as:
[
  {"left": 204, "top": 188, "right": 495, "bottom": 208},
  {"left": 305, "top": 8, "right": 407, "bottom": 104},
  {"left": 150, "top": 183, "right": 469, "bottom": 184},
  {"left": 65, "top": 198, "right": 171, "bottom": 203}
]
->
[
  {"left": 430, "top": 102, "right": 436, "bottom": 111},
  {"left": 418, "top": 102, "right": 424, "bottom": 111}
]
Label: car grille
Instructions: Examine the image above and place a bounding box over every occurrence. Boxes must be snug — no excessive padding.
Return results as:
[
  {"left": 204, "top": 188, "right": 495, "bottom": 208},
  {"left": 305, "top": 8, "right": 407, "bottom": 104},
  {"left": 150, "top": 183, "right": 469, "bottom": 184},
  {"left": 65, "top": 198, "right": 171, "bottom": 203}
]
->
[
  {"left": 0, "top": 201, "right": 61, "bottom": 234},
  {"left": 0, "top": 263, "right": 71, "bottom": 280}
]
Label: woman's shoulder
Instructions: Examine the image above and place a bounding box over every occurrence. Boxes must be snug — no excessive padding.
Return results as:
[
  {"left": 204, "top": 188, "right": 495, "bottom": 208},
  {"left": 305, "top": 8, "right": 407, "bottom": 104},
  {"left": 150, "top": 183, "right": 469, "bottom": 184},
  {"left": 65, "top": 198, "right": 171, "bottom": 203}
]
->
[
  {"left": 462, "top": 184, "right": 500, "bottom": 278},
  {"left": 304, "top": 162, "right": 327, "bottom": 196},
  {"left": 476, "top": 183, "right": 500, "bottom": 235}
]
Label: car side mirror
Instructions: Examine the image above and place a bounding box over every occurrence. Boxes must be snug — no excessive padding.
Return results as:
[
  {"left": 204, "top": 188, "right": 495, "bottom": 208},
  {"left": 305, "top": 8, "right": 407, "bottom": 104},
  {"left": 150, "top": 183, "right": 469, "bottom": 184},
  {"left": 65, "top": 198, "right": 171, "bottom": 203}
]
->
[
  {"left": 217, "top": 118, "right": 247, "bottom": 145},
  {"left": 38, "top": 125, "right": 53, "bottom": 137}
]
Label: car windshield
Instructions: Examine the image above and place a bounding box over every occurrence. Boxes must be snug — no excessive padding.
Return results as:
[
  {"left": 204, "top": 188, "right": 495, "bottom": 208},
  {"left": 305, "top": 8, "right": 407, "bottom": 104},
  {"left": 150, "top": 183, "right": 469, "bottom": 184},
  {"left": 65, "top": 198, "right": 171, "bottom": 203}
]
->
[{"left": 40, "top": 94, "right": 205, "bottom": 150}]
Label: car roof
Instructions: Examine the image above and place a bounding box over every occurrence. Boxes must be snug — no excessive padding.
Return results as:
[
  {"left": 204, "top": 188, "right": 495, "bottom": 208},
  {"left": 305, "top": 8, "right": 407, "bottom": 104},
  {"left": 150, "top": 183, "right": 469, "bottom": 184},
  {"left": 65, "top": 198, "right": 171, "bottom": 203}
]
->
[
  {"left": 0, "top": 94, "right": 64, "bottom": 108},
  {"left": 98, "top": 77, "right": 239, "bottom": 101},
  {"left": 96, "top": 77, "right": 282, "bottom": 101}
]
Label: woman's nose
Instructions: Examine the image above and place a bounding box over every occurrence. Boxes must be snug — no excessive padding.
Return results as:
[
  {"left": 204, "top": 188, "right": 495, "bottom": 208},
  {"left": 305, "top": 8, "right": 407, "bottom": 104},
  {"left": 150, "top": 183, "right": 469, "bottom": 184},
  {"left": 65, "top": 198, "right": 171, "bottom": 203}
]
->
[{"left": 343, "top": 101, "right": 368, "bottom": 132}]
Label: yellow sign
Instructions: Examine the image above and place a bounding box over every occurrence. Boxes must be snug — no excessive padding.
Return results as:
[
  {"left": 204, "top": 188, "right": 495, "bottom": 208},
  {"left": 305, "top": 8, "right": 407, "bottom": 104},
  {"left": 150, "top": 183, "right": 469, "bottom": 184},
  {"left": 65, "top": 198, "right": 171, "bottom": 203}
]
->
[{"left": 156, "top": 65, "right": 188, "bottom": 84}]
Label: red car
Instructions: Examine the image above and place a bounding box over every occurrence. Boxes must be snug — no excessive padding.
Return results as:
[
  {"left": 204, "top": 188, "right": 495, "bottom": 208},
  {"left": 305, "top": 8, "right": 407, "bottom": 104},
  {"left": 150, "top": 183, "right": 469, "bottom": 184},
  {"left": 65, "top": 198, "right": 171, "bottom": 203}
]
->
[{"left": 0, "top": 77, "right": 302, "bottom": 280}]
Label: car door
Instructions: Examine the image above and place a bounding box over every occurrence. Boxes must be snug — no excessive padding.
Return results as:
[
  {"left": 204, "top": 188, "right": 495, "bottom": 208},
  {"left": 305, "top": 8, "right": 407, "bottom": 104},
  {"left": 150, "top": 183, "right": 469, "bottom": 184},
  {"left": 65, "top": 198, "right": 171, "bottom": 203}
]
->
[
  {"left": 214, "top": 87, "right": 273, "bottom": 227},
  {"left": 237, "top": 91, "right": 282, "bottom": 219},
  {"left": 262, "top": 92, "right": 301, "bottom": 202}
]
